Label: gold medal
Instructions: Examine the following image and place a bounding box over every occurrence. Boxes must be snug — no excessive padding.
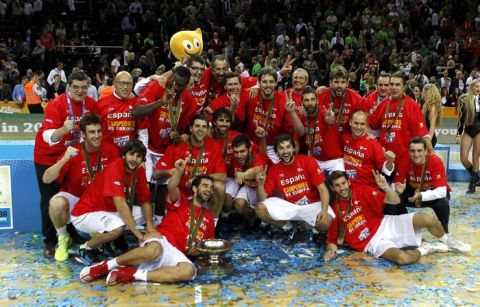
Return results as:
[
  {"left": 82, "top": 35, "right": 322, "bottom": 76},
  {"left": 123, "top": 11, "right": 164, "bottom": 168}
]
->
[{"left": 169, "top": 131, "right": 178, "bottom": 139}]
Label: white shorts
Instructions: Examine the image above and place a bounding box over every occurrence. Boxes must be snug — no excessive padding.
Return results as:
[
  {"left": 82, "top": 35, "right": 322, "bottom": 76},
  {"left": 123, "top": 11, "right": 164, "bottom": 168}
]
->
[
  {"left": 137, "top": 237, "right": 196, "bottom": 280},
  {"left": 71, "top": 205, "right": 162, "bottom": 235},
  {"left": 365, "top": 213, "right": 422, "bottom": 258},
  {"left": 145, "top": 149, "right": 165, "bottom": 183},
  {"left": 316, "top": 158, "right": 345, "bottom": 174},
  {"left": 225, "top": 178, "right": 257, "bottom": 207},
  {"left": 262, "top": 197, "right": 335, "bottom": 226},
  {"left": 50, "top": 191, "right": 79, "bottom": 223},
  {"left": 267, "top": 145, "right": 280, "bottom": 164}
]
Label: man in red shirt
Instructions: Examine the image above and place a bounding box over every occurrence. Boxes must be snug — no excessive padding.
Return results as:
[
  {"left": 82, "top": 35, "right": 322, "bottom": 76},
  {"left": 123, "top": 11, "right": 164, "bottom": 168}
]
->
[
  {"left": 363, "top": 72, "right": 391, "bottom": 137},
  {"left": 42, "top": 114, "right": 118, "bottom": 261},
  {"left": 210, "top": 108, "right": 242, "bottom": 170},
  {"left": 79, "top": 164, "right": 217, "bottom": 285},
  {"left": 154, "top": 114, "right": 226, "bottom": 217},
  {"left": 284, "top": 68, "right": 309, "bottom": 111},
  {"left": 34, "top": 71, "right": 96, "bottom": 258},
  {"left": 316, "top": 66, "right": 366, "bottom": 134},
  {"left": 228, "top": 135, "right": 269, "bottom": 217},
  {"left": 133, "top": 66, "right": 195, "bottom": 182},
  {"left": 93, "top": 71, "right": 149, "bottom": 153},
  {"left": 369, "top": 71, "right": 434, "bottom": 170},
  {"left": 71, "top": 140, "right": 159, "bottom": 265},
  {"left": 289, "top": 86, "right": 345, "bottom": 174},
  {"left": 343, "top": 110, "right": 395, "bottom": 186},
  {"left": 206, "top": 72, "right": 243, "bottom": 126},
  {"left": 256, "top": 134, "right": 333, "bottom": 245},
  {"left": 324, "top": 171, "right": 469, "bottom": 265},
  {"left": 237, "top": 67, "right": 293, "bottom": 163},
  {"left": 393, "top": 137, "right": 470, "bottom": 250},
  {"left": 187, "top": 55, "right": 210, "bottom": 114}
]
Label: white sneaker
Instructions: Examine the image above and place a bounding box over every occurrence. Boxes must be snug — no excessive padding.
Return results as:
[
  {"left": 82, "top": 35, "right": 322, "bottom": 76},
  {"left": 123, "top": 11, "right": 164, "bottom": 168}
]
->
[
  {"left": 420, "top": 241, "right": 449, "bottom": 255},
  {"left": 447, "top": 238, "right": 472, "bottom": 253}
]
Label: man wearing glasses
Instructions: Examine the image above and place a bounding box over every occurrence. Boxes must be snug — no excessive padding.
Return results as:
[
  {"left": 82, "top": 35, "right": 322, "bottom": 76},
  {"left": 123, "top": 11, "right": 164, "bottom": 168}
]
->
[
  {"left": 93, "top": 71, "right": 149, "bottom": 153},
  {"left": 34, "top": 71, "right": 97, "bottom": 258}
]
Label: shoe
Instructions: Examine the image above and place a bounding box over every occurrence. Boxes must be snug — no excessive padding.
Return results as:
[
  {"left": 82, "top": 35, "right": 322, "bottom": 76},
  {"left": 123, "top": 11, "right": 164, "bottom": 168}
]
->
[
  {"left": 447, "top": 237, "right": 472, "bottom": 253},
  {"left": 307, "top": 231, "right": 326, "bottom": 248},
  {"left": 106, "top": 266, "right": 137, "bottom": 286},
  {"left": 216, "top": 216, "right": 232, "bottom": 239},
  {"left": 55, "top": 234, "right": 71, "bottom": 262},
  {"left": 259, "top": 223, "right": 273, "bottom": 239},
  {"left": 466, "top": 182, "right": 476, "bottom": 194},
  {"left": 75, "top": 247, "right": 102, "bottom": 266},
  {"left": 281, "top": 227, "right": 297, "bottom": 245},
  {"left": 420, "top": 241, "right": 449, "bottom": 255},
  {"left": 43, "top": 242, "right": 55, "bottom": 258},
  {"left": 80, "top": 260, "right": 109, "bottom": 283}
]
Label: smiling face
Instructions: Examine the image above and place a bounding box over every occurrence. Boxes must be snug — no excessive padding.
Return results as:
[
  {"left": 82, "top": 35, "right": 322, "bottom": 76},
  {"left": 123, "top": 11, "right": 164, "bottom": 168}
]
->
[
  {"left": 214, "top": 114, "right": 231, "bottom": 136},
  {"left": 169, "top": 28, "right": 203, "bottom": 60},
  {"left": 332, "top": 176, "right": 351, "bottom": 200},
  {"left": 409, "top": 142, "right": 426, "bottom": 165},
  {"left": 389, "top": 77, "right": 405, "bottom": 100},
  {"left": 81, "top": 123, "right": 102, "bottom": 150},
  {"left": 350, "top": 112, "right": 368, "bottom": 138},
  {"left": 190, "top": 118, "right": 208, "bottom": 143},
  {"left": 302, "top": 92, "right": 318, "bottom": 115},
  {"left": 330, "top": 77, "right": 347, "bottom": 97},
  {"left": 260, "top": 73, "right": 276, "bottom": 99},
  {"left": 192, "top": 178, "right": 213, "bottom": 203},
  {"left": 123, "top": 151, "right": 144, "bottom": 173},
  {"left": 276, "top": 140, "right": 295, "bottom": 164},
  {"left": 233, "top": 143, "right": 251, "bottom": 166}
]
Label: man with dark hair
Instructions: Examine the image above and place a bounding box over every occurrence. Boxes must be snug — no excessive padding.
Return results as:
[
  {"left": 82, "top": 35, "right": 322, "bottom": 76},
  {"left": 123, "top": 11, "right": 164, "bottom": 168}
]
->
[
  {"left": 206, "top": 72, "right": 244, "bottom": 124},
  {"left": 324, "top": 170, "right": 469, "bottom": 265},
  {"left": 255, "top": 134, "right": 332, "bottom": 245},
  {"left": 316, "top": 66, "right": 367, "bottom": 134},
  {"left": 71, "top": 140, "right": 160, "bottom": 264},
  {"left": 34, "top": 70, "right": 96, "bottom": 258},
  {"left": 42, "top": 114, "right": 118, "bottom": 261},
  {"left": 154, "top": 114, "right": 226, "bottom": 217},
  {"left": 133, "top": 66, "right": 197, "bottom": 182},
  {"left": 186, "top": 55, "right": 210, "bottom": 113},
  {"left": 288, "top": 86, "right": 345, "bottom": 174},
  {"left": 228, "top": 135, "right": 269, "bottom": 217},
  {"left": 210, "top": 108, "right": 242, "bottom": 167},
  {"left": 392, "top": 137, "right": 469, "bottom": 255},
  {"left": 369, "top": 71, "right": 434, "bottom": 173},
  {"left": 237, "top": 67, "right": 293, "bottom": 163},
  {"left": 79, "top": 162, "right": 217, "bottom": 285}
]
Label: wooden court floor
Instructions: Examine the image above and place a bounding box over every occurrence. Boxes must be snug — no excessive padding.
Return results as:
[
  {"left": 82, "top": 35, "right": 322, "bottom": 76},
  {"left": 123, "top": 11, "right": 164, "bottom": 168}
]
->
[{"left": 0, "top": 181, "right": 479, "bottom": 306}]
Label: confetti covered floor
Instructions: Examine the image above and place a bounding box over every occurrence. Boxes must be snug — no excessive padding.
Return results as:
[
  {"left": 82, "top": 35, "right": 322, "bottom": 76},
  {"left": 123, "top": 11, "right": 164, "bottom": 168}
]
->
[{"left": 0, "top": 182, "right": 479, "bottom": 306}]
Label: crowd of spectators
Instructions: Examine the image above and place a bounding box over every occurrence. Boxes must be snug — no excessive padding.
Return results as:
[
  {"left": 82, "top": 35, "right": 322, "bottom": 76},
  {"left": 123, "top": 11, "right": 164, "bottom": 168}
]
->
[{"left": 0, "top": 0, "right": 480, "bottom": 107}]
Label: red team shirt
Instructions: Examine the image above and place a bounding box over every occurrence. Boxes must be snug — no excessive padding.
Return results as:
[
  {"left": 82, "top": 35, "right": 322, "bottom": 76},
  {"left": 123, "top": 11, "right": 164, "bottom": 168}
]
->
[
  {"left": 327, "top": 185, "right": 386, "bottom": 252},
  {"left": 362, "top": 90, "right": 386, "bottom": 114},
  {"left": 284, "top": 88, "right": 303, "bottom": 111},
  {"left": 57, "top": 141, "right": 119, "bottom": 197},
  {"left": 93, "top": 94, "right": 148, "bottom": 151},
  {"left": 294, "top": 108, "right": 343, "bottom": 162},
  {"left": 228, "top": 151, "right": 269, "bottom": 187},
  {"left": 317, "top": 88, "right": 365, "bottom": 133},
  {"left": 394, "top": 154, "right": 450, "bottom": 192},
  {"left": 34, "top": 93, "right": 96, "bottom": 165},
  {"left": 369, "top": 95, "right": 429, "bottom": 162},
  {"left": 155, "top": 138, "right": 226, "bottom": 194},
  {"left": 342, "top": 133, "right": 387, "bottom": 187},
  {"left": 264, "top": 154, "right": 326, "bottom": 205},
  {"left": 140, "top": 80, "right": 197, "bottom": 153},
  {"left": 156, "top": 194, "right": 215, "bottom": 252},
  {"left": 211, "top": 129, "right": 242, "bottom": 168},
  {"left": 71, "top": 158, "right": 151, "bottom": 216},
  {"left": 191, "top": 72, "right": 211, "bottom": 114},
  {"left": 237, "top": 90, "right": 293, "bottom": 146}
]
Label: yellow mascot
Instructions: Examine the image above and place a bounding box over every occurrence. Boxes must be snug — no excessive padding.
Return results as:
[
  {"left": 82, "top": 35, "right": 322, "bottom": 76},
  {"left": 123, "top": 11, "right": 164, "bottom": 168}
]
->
[{"left": 169, "top": 28, "right": 203, "bottom": 60}]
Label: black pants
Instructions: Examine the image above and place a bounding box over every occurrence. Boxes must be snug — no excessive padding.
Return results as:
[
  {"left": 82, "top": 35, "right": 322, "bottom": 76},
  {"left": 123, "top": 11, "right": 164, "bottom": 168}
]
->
[
  {"left": 34, "top": 163, "right": 58, "bottom": 245},
  {"left": 384, "top": 185, "right": 450, "bottom": 233}
]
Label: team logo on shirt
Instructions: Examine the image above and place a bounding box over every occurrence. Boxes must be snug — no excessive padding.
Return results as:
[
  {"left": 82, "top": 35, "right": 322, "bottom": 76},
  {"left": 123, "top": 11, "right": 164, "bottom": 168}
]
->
[{"left": 114, "top": 180, "right": 121, "bottom": 186}]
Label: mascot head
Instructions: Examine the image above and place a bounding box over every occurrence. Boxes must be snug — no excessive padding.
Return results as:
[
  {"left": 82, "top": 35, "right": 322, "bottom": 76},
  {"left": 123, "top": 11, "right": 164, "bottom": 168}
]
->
[{"left": 169, "top": 28, "right": 203, "bottom": 60}]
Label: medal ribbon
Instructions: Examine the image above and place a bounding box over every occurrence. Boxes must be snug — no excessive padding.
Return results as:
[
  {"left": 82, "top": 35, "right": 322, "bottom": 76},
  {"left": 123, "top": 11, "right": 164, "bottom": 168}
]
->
[
  {"left": 188, "top": 140, "right": 205, "bottom": 179},
  {"left": 81, "top": 143, "right": 102, "bottom": 180},
  {"left": 384, "top": 95, "right": 406, "bottom": 136},
  {"left": 336, "top": 191, "right": 352, "bottom": 245},
  {"left": 125, "top": 172, "right": 137, "bottom": 210},
  {"left": 330, "top": 92, "right": 346, "bottom": 129},
  {"left": 167, "top": 92, "right": 182, "bottom": 132},
  {"left": 66, "top": 93, "right": 86, "bottom": 145},
  {"left": 306, "top": 114, "right": 318, "bottom": 153},
  {"left": 187, "top": 201, "right": 204, "bottom": 249},
  {"left": 260, "top": 95, "right": 276, "bottom": 130}
]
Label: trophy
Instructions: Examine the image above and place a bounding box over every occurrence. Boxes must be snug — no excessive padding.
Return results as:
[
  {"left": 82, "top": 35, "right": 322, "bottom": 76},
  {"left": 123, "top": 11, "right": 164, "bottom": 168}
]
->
[{"left": 196, "top": 239, "right": 234, "bottom": 275}]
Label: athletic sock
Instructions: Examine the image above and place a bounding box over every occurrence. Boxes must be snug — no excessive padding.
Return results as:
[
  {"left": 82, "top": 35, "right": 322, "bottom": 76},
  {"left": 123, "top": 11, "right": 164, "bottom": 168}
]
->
[
  {"left": 133, "top": 269, "right": 147, "bottom": 281},
  {"left": 416, "top": 246, "right": 428, "bottom": 256},
  {"left": 282, "top": 222, "right": 293, "bottom": 231},
  {"left": 56, "top": 226, "right": 68, "bottom": 236},
  {"left": 80, "top": 242, "right": 93, "bottom": 250},
  {"left": 438, "top": 234, "right": 448, "bottom": 244},
  {"left": 107, "top": 258, "right": 119, "bottom": 270}
]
